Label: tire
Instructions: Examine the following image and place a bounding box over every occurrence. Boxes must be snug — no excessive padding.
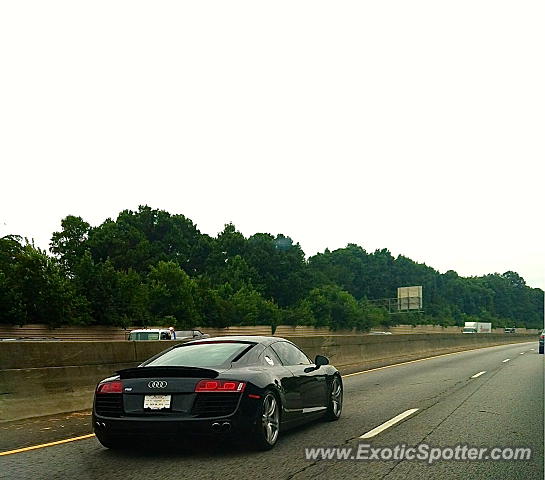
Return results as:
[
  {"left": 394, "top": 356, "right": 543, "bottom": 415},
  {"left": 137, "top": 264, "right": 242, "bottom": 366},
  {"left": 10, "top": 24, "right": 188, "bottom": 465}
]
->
[
  {"left": 539, "top": 345, "right": 544, "bottom": 354},
  {"left": 324, "top": 375, "right": 343, "bottom": 421},
  {"left": 250, "top": 390, "right": 281, "bottom": 450}
]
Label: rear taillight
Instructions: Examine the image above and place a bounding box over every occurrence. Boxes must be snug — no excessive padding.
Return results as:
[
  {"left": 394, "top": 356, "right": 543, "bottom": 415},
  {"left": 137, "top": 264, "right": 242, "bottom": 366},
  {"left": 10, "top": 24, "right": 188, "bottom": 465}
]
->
[
  {"left": 194, "top": 380, "right": 246, "bottom": 393},
  {"left": 540, "top": 335, "right": 544, "bottom": 340},
  {"left": 96, "top": 380, "right": 123, "bottom": 394}
]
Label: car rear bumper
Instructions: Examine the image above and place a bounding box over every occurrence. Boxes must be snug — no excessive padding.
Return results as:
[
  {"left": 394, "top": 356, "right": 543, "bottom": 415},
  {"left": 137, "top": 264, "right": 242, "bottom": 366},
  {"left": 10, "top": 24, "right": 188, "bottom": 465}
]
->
[{"left": 92, "top": 409, "right": 256, "bottom": 439}]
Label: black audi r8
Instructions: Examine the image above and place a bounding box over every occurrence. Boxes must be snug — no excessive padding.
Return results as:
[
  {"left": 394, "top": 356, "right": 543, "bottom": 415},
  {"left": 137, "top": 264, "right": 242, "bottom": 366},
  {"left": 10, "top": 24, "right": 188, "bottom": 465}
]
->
[{"left": 92, "top": 336, "right": 343, "bottom": 450}]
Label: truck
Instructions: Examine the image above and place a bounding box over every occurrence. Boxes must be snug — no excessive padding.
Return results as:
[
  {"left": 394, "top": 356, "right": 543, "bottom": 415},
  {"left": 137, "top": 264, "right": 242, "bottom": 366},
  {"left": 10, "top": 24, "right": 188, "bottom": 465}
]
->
[{"left": 462, "top": 322, "right": 492, "bottom": 333}]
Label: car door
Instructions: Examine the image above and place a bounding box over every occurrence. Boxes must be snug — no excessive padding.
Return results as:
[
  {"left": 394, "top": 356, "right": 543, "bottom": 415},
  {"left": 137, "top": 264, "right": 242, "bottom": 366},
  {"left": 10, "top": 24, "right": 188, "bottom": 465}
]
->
[
  {"left": 259, "top": 346, "right": 301, "bottom": 420},
  {"left": 270, "top": 341, "right": 328, "bottom": 412}
]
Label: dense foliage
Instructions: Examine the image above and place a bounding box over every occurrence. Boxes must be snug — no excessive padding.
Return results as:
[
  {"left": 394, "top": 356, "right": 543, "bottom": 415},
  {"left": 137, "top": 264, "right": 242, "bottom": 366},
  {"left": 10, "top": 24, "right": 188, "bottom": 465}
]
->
[{"left": 1, "top": 206, "right": 543, "bottom": 330}]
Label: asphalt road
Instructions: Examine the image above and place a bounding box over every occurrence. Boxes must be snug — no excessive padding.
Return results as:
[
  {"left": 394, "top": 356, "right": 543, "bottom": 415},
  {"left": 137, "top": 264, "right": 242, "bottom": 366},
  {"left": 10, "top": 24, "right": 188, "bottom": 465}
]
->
[{"left": 1, "top": 342, "right": 543, "bottom": 480}]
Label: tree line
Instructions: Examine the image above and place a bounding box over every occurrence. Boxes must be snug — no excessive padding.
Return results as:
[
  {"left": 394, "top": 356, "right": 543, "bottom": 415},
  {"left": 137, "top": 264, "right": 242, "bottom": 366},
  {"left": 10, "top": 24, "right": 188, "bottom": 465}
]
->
[{"left": 1, "top": 206, "right": 542, "bottom": 331}]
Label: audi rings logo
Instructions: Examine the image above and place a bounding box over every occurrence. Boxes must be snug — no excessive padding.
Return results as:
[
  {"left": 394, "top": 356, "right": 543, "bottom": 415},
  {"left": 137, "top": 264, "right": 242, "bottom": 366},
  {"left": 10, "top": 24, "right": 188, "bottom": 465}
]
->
[{"left": 148, "top": 381, "right": 168, "bottom": 388}]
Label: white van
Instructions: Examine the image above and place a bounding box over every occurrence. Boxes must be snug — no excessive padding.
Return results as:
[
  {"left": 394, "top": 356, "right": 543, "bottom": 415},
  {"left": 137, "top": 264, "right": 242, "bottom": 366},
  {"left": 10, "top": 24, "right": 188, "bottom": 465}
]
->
[{"left": 127, "top": 329, "right": 173, "bottom": 341}]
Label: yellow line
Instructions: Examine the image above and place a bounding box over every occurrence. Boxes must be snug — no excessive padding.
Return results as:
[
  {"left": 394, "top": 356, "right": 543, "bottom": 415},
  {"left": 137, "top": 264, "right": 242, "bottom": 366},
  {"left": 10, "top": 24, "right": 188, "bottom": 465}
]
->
[
  {"left": 0, "top": 434, "right": 95, "bottom": 456},
  {"left": 341, "top": 342, "right": 534, "bottom": 378}
]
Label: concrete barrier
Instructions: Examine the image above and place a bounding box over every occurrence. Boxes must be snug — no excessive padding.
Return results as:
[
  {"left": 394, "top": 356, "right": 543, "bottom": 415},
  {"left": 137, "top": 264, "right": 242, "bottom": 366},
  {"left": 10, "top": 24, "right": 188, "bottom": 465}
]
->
[
  {"left": 285, "top": 334, "right": 534, "bottom": 374},
  {"left": 0, "top": 334, "right": 536, "bottom": 423},
  {"left": 0, "top": 341, "right": 138, "bottom": 369},
  {"left": 0, "top": 340, "right": 186, "bottom": 423}
]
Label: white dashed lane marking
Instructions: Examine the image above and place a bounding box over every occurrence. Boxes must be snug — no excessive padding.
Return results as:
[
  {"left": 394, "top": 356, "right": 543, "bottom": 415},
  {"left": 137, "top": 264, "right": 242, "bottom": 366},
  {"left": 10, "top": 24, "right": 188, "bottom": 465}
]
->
[{"left": 360, "top": 409, "right": 419, "bottom": 439}]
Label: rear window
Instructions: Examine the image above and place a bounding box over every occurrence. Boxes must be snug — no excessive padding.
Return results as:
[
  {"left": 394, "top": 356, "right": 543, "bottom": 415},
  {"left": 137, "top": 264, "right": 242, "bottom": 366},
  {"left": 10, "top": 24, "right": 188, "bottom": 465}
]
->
[
  {"left": 129, "top": 332, "right": 160, "bottom": 340},
  {"left": 145, "top": 342, "right": 252, "bottom": 367}
]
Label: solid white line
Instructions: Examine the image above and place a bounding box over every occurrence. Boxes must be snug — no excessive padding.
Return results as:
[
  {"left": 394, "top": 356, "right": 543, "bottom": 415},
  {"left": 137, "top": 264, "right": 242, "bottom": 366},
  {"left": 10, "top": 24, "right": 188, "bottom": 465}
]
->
[
  {"left": 502, "top": 358, "right": 510, "bottom": 363},
  {"left": 360, "top": 409, "right": 419, "bottom": 439},
  {"left": 471, "top": 371, "right": 486, "bottom": 378},
  {"left": 530, "top": 349, "right": 535, "bottom": 351}
]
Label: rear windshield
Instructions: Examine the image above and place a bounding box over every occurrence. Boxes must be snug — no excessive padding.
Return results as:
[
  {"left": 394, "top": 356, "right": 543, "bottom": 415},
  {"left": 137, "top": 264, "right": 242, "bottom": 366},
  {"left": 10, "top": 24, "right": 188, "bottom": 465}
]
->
[
  {"left": 145, "top": 342, "right": 252, "bottom": 367},
  {"left": 129, "top": 332, "right": 160, "bottom": 340}
]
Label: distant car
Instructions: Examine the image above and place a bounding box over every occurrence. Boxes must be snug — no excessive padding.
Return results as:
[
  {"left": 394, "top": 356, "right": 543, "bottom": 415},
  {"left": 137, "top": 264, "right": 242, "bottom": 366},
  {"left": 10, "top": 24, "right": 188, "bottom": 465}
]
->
[
  {"left": 175, "top": 330, "right": 210, "bottom": 340},
  {"left": 504, "top": 328, "right": 516, "bottom": 334},
  {"left": 93, "top": 336, "right": 342, "bottom": 450},
  {"left": 369, "top": 331, "right": 393, "bottom": 335},
  {"left": 539, "top": 330, "right": 544, "bottom": 354}
]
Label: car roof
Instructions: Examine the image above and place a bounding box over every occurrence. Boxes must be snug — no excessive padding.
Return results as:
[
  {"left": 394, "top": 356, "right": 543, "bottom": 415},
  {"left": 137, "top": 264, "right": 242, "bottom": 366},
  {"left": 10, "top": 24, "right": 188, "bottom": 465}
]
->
[
  {"left": 184, "top": 335, "right": 285, "bottom": 346},
  {"left": 129, "top": 328, "right": 169, "bottom": 333}
]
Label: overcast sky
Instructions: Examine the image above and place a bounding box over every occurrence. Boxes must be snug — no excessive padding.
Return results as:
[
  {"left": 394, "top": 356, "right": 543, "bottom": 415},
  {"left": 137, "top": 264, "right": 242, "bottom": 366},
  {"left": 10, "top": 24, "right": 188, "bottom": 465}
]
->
[{"left": 1, "top": 2, "right": 543, "bottom": 290}]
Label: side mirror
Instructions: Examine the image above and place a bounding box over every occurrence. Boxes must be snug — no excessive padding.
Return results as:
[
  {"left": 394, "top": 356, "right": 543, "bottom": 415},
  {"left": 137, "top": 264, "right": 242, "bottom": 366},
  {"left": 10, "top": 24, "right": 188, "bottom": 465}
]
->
[{"left": 315, "top": 355, "right": 329, "bottom": 367}]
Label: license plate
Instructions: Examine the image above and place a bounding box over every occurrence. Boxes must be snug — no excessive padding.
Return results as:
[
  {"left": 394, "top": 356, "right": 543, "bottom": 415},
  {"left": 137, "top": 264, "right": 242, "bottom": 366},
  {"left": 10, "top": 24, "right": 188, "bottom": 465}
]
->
[{"left": 144, "top": 395, "right": 171, "bottom": 410}]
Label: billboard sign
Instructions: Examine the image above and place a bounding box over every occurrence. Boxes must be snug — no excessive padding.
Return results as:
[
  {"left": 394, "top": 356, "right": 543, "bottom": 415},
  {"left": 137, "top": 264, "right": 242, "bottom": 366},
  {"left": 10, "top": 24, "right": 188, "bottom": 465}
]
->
[{"left": 397, "top": 286, "right": 423, "bottom": 311}]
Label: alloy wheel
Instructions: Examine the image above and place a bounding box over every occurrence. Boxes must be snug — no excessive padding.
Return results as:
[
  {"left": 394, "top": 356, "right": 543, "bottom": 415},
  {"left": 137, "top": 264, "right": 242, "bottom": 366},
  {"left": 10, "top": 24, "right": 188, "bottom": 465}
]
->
[
  {"left": 331, "top": 376, "right": 343, "bottom": 417},
  {"left": 262, "top": 393, "right": 280, "bottom": 445}
]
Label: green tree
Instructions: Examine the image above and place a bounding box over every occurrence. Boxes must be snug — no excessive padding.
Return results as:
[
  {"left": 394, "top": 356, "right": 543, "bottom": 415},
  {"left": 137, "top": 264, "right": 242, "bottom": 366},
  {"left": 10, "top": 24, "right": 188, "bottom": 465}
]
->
[
  {"left": 0, "top": 236, "right": 89, "bottom": 326},
  {"left": 230, "top": 286, "right": 280, "bottom": 328},
  {"left": 147, "top": 261, "right": 199, "bottom": 328},
  {"left": 85, "top": 206, "right": 204, "bottom": 274},
  {"left": 303, "top": 285, "right": 370, "bottom": 331},
  {"left": 50, "top": 216, "right": 91, "bottom": 273}
]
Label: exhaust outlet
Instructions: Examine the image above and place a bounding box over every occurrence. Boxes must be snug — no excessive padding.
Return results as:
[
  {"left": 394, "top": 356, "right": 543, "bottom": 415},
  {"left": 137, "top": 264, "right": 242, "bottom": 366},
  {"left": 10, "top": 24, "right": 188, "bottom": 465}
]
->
[
  {"left": 221, "top": 422, "right": 231, "bottom": 433},
  {"left": 211, "top": 422, "right": 221, "bottom": 433}
]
